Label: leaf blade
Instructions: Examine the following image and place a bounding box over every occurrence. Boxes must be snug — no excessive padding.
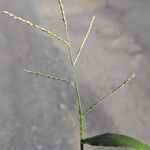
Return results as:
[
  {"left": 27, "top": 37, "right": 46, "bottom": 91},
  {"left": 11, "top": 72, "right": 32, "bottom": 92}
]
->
[{"left": 83, "top": 133, "right": 150, "bottom": 150}]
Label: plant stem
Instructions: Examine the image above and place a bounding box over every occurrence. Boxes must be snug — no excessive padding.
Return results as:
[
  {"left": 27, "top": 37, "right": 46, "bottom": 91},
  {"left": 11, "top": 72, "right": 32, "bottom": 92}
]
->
[
  {"left": 69, "top": 45, "right": 85, "bottom": 150},
  {"left": 58, "top": 0, "right": 85, "bottom": 149},
  {"left": 67, "top": 30, "right": 85, "bottom": 150},
  {"left": 80, "top": 141, "right": 84, "bottom": 150}
]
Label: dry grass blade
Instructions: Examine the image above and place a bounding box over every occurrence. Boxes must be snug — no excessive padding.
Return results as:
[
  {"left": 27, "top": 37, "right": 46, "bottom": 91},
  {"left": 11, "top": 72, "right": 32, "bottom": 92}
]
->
[
  {"left": 73, "top": 16, "right": 95, "bottom": 66},
  {"left": 83, "top": 74, "right": 135, "bottom": 115},
  {"left": 3, "top": 11, "right": 69, "bottom": 46},
  {"left": 24, "top": 69, "right": 72, "bottom": 85}
]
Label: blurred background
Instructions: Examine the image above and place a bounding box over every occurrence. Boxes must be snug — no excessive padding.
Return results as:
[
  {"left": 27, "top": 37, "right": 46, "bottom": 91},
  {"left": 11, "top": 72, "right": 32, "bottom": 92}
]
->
[{"left": 0, "top": 0, "right": 150, "bottom": 150}]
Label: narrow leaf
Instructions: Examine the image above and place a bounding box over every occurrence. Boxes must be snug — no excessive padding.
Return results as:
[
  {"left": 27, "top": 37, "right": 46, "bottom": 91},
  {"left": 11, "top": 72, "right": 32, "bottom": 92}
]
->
[
  {"left": 24, "top": 69, "right": 71, "bottom": 85},
  {"left": 83, "top": 133, "right": 150, "bottom": 150},
  {"left": 3, "top": 11, "right": 69, "bottom": 46}
]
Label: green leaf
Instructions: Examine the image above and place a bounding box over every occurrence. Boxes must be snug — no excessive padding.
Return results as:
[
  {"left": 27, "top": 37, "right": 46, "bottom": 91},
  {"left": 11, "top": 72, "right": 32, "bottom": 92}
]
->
[{"left": 82, "top": 133, "right": 150, "bottom": 150}]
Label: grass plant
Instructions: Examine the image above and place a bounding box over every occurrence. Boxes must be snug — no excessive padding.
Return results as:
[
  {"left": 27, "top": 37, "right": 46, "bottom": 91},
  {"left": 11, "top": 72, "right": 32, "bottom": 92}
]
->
[{"left": 3, "top": 0, "right": 150, "bottom": 150}]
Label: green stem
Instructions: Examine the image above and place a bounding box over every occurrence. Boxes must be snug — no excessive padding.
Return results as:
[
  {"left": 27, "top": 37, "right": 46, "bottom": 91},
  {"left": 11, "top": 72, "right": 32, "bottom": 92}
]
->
[
  {"left": 63, "top": 15, "right": 84, "bottom": 150},
  {"left": 58, "top": 1, "right": 85, "bottom": 149},
  {"left": 65, "top": 19, "right": 84, "bottom": 150},
  {"left": 68, "top": 41, "right": 85, "bottom": 149}
]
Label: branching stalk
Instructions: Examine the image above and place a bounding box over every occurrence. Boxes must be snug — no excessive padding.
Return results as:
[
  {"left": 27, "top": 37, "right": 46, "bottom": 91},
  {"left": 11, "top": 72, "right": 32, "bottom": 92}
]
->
[
  {"left": 83, "top": 74, "right": 135, "bottom": 116},
  {"left": 3, "top": 11, "right": 69, "bottom": 46},
  {"left": 58, "top": 1, "right": 84, "bottom": 150}
]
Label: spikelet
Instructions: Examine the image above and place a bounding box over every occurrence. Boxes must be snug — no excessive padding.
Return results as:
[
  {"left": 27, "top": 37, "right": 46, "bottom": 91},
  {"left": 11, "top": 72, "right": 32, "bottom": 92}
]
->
[
  {"left": 83, "top": 74, "right": 135, "bottom": 115},
  {"left": 73, "top": 16, "right": 95, "bottom": 66},
  {"left": 24, "top": 69, "right": 72, "bottom": 85},
  {"left": 3, "top": 11, "right": 69, "bottom": 46}
]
